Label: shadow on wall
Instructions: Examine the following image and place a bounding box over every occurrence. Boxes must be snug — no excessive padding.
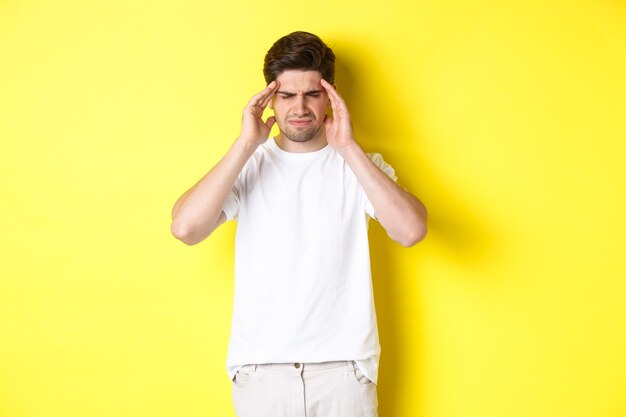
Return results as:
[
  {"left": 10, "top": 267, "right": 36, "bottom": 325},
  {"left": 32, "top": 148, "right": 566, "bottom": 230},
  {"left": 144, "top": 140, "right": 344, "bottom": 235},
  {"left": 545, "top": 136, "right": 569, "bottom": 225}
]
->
[
  {"left": 334, "top": 41, "right": 495, "bottom": 416},
  {"left": 335, "top": 41, "right": 495, "bottom": 264}
]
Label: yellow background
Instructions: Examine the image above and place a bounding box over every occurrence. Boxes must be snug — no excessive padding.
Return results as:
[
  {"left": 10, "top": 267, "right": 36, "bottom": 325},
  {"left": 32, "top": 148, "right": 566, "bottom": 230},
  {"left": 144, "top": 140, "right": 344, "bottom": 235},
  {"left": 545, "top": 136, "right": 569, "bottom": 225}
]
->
[{"left": 1, "top": 0, "right": 625, "bottom": 416}]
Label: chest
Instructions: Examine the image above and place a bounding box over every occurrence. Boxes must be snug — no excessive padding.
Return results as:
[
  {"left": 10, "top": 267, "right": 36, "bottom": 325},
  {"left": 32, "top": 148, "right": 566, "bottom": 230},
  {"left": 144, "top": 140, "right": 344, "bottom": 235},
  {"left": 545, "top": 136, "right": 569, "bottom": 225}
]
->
[{"left": 239, "top": 157, "right": 365, "bottom": 229}]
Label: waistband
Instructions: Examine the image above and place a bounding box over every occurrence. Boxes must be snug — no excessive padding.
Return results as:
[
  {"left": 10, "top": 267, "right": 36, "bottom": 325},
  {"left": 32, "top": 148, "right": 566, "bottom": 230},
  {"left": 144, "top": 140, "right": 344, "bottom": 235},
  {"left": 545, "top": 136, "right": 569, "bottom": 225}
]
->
[{"left": 241, "top": 360, "right": 356, "bottom": 374}]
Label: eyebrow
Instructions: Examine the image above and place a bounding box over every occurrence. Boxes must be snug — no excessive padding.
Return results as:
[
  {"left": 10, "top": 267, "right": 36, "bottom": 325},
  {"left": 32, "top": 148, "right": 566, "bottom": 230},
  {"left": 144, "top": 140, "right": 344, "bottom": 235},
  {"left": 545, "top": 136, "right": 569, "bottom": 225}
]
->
[{"left": 276, "top": 89, "right": 324, "bottom": 95}]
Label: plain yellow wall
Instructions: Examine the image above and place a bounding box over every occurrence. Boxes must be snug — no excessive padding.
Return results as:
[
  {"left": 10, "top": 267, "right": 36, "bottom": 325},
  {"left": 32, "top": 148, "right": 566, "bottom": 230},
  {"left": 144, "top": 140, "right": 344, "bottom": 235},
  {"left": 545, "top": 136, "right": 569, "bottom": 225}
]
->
[{"left": 1, "top": 0, "right": 625, "bottom": 416}]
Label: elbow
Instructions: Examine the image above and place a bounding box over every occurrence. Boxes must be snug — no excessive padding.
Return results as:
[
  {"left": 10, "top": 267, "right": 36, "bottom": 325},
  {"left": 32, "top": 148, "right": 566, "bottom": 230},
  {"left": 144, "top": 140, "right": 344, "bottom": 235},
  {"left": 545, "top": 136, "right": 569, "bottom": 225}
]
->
[
  {"left": 395, "top": 195, "right": 428, "bottom": 247},
  {"left": 382, "top": 208, "right": 428, "bottom": 247},
  {"left": 397, "top": 223, "right": 427, "bottom": 247},
  {"left": 394, "top": 211, "right": 428, "bottom": 247},
  {"left": 171, "top": 219, "right": 202, "bottom": 246}
]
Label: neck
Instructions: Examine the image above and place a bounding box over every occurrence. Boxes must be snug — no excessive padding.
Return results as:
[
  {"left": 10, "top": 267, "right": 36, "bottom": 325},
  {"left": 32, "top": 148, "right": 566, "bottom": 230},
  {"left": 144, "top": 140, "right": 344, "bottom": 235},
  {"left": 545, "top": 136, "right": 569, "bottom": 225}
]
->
[{"left": 274, "top": 133, "right": 328, "bottom": 153}]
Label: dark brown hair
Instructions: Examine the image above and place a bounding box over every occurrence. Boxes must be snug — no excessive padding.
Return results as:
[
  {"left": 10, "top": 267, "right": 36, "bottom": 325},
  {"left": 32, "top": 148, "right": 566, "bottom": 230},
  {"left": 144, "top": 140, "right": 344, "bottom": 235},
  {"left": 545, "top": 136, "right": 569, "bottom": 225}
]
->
[{"left": 263, "top": 31, "right": 335, "bottom": 84}]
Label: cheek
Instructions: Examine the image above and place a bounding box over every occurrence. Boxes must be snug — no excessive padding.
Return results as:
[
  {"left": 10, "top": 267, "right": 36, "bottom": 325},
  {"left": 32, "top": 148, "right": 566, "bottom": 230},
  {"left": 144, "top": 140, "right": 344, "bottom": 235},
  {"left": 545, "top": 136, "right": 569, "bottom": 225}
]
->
[
  {"left": 313, "top": 102, "right": 329, "bottom": 116},
  {"left": 272, "top": 106, "right": 288, "bottom": 124},
  {"left": 272, "top": 101, "right": 287, "bottom": 114}
]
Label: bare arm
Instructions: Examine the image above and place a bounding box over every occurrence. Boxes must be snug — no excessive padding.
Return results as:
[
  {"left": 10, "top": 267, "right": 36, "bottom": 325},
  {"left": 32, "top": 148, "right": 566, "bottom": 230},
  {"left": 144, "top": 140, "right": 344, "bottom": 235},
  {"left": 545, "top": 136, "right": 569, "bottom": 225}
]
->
[
  {"left": 170, "top": 81, "right": 279, "bottom": 245},
  {"left": 321, "top": 79, "right": 427, "bottom": 247}
]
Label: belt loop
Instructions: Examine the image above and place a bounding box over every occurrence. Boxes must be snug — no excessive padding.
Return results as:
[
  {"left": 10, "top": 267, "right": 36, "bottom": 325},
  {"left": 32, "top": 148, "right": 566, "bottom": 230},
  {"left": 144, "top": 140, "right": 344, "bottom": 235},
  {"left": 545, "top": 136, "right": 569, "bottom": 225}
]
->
[
  {"left": 348, "top": 360, "right": 356, "bottom": 372},
  {"left": 252, "top": 364, "right": 257, "bottom": 372}
]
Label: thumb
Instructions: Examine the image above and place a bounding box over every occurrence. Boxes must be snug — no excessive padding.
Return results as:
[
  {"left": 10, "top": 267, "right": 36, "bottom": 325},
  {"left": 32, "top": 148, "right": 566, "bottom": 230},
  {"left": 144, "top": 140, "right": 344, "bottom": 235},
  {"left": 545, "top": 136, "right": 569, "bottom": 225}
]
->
[
  {"left": 265, "top": 116, "right": 276, "bottom": 130},
  {"left": 324, "top": 114, "right": 332, "bottom": 132}
]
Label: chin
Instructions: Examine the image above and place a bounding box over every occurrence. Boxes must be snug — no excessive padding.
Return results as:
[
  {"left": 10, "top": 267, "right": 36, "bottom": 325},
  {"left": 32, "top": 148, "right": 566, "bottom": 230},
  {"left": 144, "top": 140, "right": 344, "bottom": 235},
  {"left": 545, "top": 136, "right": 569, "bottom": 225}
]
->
[{"left": 281, "top": 126, "right": 323, "bottom": 143}]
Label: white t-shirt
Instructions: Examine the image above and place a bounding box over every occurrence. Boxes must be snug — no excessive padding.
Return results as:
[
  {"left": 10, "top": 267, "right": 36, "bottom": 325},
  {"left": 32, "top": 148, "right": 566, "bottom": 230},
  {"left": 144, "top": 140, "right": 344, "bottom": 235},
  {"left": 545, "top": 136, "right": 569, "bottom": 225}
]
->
[{"left": 222, "top": 138, "right": 397, "bottom": 385}]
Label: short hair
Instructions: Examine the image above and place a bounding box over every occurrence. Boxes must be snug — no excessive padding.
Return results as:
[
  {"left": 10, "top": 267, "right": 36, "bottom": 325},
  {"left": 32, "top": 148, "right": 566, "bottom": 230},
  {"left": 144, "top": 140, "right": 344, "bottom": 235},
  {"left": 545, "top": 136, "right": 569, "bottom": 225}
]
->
[{"left": 263, "top": 31, "right": 335, "bottom": 85}]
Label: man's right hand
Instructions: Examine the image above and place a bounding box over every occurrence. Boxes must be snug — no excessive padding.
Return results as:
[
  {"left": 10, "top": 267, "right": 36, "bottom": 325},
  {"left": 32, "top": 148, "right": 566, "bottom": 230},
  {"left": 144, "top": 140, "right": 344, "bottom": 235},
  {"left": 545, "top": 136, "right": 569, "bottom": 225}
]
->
[
  {"left": 171, "top": 82, "right": 280, "bottom": 245},
  {"left": 238, "top": 81, "right": 279, "bottom": 147}
]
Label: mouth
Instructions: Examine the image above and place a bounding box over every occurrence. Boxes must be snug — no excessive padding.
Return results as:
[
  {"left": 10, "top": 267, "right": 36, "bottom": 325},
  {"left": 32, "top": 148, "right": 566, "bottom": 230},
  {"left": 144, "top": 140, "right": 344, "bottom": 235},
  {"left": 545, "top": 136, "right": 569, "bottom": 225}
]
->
[{"left": 287, "top": 118, "right": 313, "bottom": 127}]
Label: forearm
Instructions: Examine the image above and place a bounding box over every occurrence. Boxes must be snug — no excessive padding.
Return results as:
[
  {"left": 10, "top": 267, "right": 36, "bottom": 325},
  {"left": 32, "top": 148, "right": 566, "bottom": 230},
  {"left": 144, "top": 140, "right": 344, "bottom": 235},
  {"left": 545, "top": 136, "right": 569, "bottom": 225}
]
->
[
  {"left": 171, "top": 138, "right": 257, "bottom": 245},
  {"left": 339, "top": 142, "right": 428, "bottom": 246}
]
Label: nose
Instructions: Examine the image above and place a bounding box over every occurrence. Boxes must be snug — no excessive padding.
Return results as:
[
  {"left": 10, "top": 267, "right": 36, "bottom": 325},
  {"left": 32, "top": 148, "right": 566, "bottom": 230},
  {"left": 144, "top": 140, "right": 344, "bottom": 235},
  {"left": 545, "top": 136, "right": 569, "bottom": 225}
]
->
[{"left": 292, "top": 94, "right": 309, "bottom": 116}]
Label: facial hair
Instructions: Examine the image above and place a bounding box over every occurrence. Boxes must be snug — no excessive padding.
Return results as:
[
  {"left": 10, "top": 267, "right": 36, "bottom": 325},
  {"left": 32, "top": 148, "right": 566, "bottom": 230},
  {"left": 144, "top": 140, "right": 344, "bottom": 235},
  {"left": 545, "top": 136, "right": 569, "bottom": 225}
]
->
[{"left": 279, "top": 117, "right": 324, "bottom": 143}]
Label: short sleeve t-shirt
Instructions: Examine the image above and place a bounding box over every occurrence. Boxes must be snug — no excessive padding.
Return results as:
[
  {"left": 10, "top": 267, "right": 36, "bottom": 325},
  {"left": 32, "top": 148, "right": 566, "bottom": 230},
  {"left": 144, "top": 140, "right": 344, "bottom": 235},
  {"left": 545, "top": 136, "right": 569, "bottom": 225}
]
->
[{"left": 222, "top": 138, "right": 396, "bottom": 384}]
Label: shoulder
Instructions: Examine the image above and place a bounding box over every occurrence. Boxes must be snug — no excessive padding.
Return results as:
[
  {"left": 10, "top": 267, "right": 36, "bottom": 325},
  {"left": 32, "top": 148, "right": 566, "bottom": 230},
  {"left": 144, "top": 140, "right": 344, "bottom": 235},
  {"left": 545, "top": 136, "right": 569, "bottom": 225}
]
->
[
  {"left": 366, "top": 152, "right": 398, "bottom": 182},
  {"left": 242, "top": 140, "right": 274, "bottom": 170}
]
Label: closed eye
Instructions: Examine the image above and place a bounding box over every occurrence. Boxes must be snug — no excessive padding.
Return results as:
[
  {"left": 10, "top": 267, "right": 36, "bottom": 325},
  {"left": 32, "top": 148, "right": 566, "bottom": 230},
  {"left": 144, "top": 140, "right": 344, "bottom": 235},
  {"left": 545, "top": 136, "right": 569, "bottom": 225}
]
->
[{"left": 276, "top": 90, "right": 323, "bottom": 99}]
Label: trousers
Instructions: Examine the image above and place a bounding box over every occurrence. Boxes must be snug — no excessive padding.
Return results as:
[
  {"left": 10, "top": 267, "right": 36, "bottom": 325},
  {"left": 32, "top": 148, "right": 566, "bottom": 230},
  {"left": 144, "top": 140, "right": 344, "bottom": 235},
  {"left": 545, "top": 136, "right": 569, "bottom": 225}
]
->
[{"left": 231, "top": 360, "right": 378, "bottom": 417}]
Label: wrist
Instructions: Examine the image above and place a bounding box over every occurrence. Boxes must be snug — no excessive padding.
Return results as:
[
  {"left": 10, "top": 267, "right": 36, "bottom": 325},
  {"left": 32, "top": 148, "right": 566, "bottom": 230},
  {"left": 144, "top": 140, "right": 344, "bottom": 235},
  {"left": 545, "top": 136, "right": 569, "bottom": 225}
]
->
[
  {"left": 335, "top": 139, "right": 362, "bottom": 158},
  {"left": 233, "top": 136, "right": 261, "bottom": 156}
]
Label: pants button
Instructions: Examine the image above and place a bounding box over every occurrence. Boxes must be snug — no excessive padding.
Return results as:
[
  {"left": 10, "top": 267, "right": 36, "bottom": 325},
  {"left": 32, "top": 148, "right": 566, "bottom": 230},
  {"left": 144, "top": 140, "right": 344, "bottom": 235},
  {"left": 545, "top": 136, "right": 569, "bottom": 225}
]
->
[{"left": 294, "top": 363, "right": 301, "bottom": 369}]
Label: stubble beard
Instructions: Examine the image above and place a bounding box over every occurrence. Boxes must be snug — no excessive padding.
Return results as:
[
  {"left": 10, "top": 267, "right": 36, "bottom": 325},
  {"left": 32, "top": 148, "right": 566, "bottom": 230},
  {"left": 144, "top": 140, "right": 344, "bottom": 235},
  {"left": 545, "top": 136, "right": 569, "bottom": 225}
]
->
[{"left": 279, "top": 121, "right": 324, "bottom": 143}]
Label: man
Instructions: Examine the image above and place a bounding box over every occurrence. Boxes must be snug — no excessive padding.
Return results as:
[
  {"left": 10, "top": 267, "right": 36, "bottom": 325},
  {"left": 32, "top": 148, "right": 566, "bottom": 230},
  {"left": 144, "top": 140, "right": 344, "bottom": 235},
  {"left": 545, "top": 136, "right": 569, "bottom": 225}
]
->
[{"left": 171, "top": 31, "right": 427, "bottom": 417}]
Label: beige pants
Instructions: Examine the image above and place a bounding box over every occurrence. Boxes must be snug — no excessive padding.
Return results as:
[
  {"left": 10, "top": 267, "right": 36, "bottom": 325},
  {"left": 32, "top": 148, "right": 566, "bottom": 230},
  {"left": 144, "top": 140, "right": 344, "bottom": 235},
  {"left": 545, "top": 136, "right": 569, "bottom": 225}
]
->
[{"left": 232, "top": 360, "right": 378, "bottom": 417}]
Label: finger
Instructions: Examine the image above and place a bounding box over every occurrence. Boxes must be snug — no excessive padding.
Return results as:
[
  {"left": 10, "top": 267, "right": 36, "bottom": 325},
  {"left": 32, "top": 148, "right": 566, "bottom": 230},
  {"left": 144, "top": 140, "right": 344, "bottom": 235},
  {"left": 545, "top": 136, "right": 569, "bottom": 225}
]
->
[
  {"left": 265, "top": 116, "right": 276, "bottom": 130},
  {"left": 320, "top": 79, "right": 344, "bottom": 105},
  {"left": 320, "top": 78, "right": 334, "bottom": 92},
  {"left": 327, "top": 91, "right": 342, "bottom": 119},
  {"left": 248, "top": 80, "right": 278, "bottom": 108},
  {"left": 320, "top": 79, "right": 346, "bottom": 116},
  {"left": 258, "top": 81, "right": 279, "bottom": 109}
]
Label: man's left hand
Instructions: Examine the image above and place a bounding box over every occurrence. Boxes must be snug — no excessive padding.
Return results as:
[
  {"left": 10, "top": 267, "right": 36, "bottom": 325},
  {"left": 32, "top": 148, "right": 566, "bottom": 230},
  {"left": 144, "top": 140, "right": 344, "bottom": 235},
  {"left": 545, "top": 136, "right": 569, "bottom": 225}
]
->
[{"left": 321, "top": 79, "right": 357, "bottom": 151}]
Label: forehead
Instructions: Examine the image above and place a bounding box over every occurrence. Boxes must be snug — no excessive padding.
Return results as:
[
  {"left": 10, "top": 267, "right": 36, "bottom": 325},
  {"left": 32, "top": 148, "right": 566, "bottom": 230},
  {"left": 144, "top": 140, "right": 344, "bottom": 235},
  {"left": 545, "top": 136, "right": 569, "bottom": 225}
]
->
[{"left": 275, "top": 70, "right": 323, "bottom": 91}]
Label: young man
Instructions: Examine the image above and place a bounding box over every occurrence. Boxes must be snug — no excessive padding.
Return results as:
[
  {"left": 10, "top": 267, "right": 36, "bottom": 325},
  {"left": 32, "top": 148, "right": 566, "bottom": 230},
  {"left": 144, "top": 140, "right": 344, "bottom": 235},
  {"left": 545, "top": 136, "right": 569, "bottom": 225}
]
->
[{"left": 171, "top": 31, "right": 427, "bottom": 417}]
